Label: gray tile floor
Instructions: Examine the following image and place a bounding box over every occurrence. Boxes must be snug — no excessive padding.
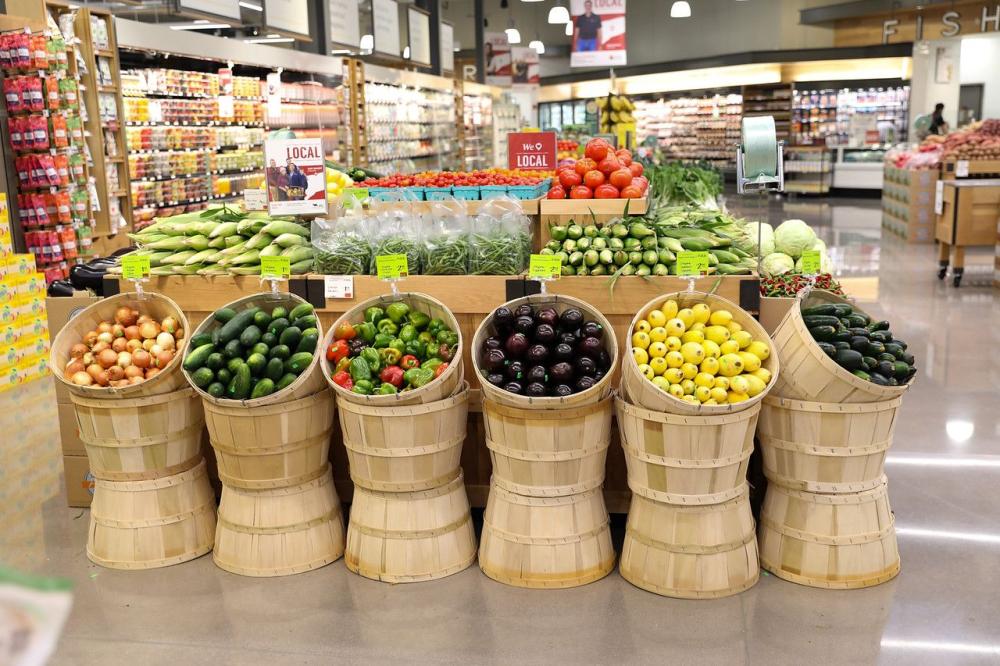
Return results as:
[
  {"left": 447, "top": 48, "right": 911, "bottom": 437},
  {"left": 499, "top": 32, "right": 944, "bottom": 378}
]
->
[{"left": 4, "top": 192, "right": 1000, "bottom": 665}]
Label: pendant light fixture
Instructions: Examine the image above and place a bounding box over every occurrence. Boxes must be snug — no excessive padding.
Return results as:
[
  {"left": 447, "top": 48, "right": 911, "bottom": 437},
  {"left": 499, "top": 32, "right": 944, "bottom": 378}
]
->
[
  {"left": 505, "top": 18, "right": 521, "bottom": 44},
  {"left": 670, "top": 1, "right": 691, "bottom": 18},
  {"left": 548, "top": 1, "right": 570, "bottom": 24},
  {"left": 565, "top": 20, "right": 573, "bottom": 36},
  {"left": 529, "top": 38, "right": 545, "bottom": 54}
]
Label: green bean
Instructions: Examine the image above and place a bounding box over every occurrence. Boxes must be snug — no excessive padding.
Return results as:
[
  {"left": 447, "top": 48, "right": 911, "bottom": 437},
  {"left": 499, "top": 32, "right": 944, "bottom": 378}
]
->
[
  {"left": 421, "top": 236, "right": 469, "bottom": 275},
  {"left": 370, "top": 237, "right": 421, "bottom": 275},
  {"left": 469, "top": 232, "right": 522, "bottom": 275},
  {"left": 314, "top": 234, "right": 371, "bottom": 275}
]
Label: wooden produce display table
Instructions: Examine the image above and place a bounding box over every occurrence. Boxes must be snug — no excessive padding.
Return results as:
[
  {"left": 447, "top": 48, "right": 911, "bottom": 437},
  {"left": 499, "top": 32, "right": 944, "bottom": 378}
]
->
[
  {"left": 934, "top": 178, "right": 1000, "bottom": 287},
  {"left": 106, "top": 273, "right": 758, "bottom": 512}
]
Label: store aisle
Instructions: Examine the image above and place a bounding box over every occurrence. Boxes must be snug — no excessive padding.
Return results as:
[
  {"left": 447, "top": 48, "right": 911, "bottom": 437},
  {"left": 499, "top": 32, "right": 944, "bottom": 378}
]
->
[{"left": 3, "top": 195, "right": 999, "bottom": 665}]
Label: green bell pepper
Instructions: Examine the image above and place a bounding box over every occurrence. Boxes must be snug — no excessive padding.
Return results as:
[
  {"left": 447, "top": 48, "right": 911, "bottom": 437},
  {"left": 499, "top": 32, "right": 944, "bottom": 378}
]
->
[
  {"left": 409, "top": 311, "right": 430, "bottom": 331},
  {"left": 360, "top": 347, "right": 382, "bottom": 374},
  {"left": 379, "top": 347, "right": 402, "bottom": 366},
  {"left": 377, "top": 383, "right": 398, "bottom": 395},
  {"left": 388, "top": 338, "right": 406, "bottom": 354},
  {"left": 386, "top": 302, "right": 410, "bottom": 324},
  {"left": 422, "top": 358, "right": 444, "bottom": 375},
  {"left": 349, "top": 357, "right": 371, "bottom": 382},
  {"left": 352, "top": 379, "right": 374, "bottom": 395},
  {"left": 399, "top": 324, "right": 418, "bottom": 343},
  {"left": 356, "top": 321, "right": 377, "bottom": 344},
  {"left": 417, "top": 331, "right": 434, "bottom": 346},
  {"left": 436, "top": 330, "right": 459, "bottom": 347},
  {"left": 373, "top": 333, "right": 394, "bottom": 349},
  {"left": 364, "top": 306, "right": 385, "bottom": 324},
  {"left": 377, "top": 318, "right": 398, "bottom": 336},
  {"left": 404, "top": 339, "right": 425, "bottom": 358},
  {"left": 427, "top": 318, "right": 444, "bottom": 335},
  {"left": 403, "top": 367, "right": 435, "bottom": 388}
]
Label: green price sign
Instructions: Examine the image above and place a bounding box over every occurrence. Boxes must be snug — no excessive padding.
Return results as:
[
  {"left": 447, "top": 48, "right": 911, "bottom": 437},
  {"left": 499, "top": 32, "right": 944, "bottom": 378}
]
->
[
  {"left": 260, "top": 256, "right": 291, "bottom": 279},
  {"left": 676, "top": 251, "right": 710, "bottom": 276},
  {"left": 799, "top": 250, "right": 821, "bottom": 275},
  {"left": 376, "top": 254, "right": 409, "bottom": 280},
  {"left": 121, "top": 255, "right": 150, "bottom": 280},
  {"left": 528, "top": 254, "right": 562, "bottom": 280}
]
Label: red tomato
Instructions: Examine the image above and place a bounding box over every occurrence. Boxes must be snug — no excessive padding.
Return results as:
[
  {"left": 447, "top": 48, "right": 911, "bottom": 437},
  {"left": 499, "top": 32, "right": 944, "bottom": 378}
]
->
[
  {"left": 609, "top": 168, "right": 633, "bottom": 189},
  {"left": 597, "top": 156, "right": 621, "bottom": 175},
  {"left": 633, "top": 175, "right": 649, "bottom": 191},
  {"left": 631, "top": 177, "right": 648, "bottom": 193},
  {"left": 620, "top": 185, "right": 643, "bottom": 198},
  {"left": 584, "top": 138, "right": 610, "bottom": 162},
  {"left": 628, "top": 162, "right": 644, "bottom": 177},
  {"left": 547, "top": 185, "right": 567, "bottom": 199},
  {"left": 594, "top": 183, "right": 620, "bottom": 199},
  {"left": 569, "top": 185, "right": 593, "bottom": 199},
  {"left": 583, "top": 169, "right": 605, "bottom": 189},
  {"left": 558, "top": 170, "right": 582, "bottom": 189},
  {"left": 615, "top": 152, "right": 632, "bottom": 167},
  {"left": 574, "top": 157, "right": 597, "bottom": 176}
]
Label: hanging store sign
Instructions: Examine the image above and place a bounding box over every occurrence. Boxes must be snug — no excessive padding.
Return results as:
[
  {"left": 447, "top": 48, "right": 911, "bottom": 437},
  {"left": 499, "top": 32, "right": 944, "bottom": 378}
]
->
[
  {"left": 440, "top": 22, "right": 455, "bottom": 72},
  {"left": 408, "top": 7, "right": 431, "bottom": 65},
  {"left": 178, "top": 0, "right": 241, "bottom": 21},
  {"left": 265, "top": 138, "right": 328, "bottom": 216},
  {"left": 373, "top": 0, "right": 401, "bottom": 57},
  {"left": 265, "top": 0, "right": 310, "bottom": 38},
  {"left": 507, "top": 131, "right": 557, "bottom": 170},
  {"left": 511, "top": 47, "right": 540, "bottom": 86},
  {"left": 569, "top": 0, "right": 627, "bottom": 68},
  {"left": 329, "top": 0, "right": 361, "bottom": 47},
  {"left": 484, "top": 32, "right": 512, "bottom": 86}
]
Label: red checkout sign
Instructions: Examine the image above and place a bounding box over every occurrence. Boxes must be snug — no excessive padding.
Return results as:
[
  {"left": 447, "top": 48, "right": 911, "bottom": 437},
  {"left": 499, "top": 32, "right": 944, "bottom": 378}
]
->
[{"left": 508, "top": 131, "right": 557, "bottom": 171}]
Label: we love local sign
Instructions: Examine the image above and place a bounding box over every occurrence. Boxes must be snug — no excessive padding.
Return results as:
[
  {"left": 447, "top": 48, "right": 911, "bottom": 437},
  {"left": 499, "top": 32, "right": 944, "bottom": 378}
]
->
[{"left": 508, "top": 131, "right": 557, "bottom": 170}]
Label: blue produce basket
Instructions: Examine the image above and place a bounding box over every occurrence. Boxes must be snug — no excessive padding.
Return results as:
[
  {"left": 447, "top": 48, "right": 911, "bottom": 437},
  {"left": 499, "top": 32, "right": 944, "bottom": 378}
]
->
[
  {"left": 506, "top": 185, "right": 538, "bottom": 200},
  {"left": 368, "top": 187, "right": 395, "bottom": 201},
  {"left": 452, "top": 186, "right": 480, "bottom": 200},
  {"left": 480, "top": 185, "right": 508, "bottom": 199},
  {"left": 403, "top": 186, "right": 426, "bottom": 201},
  {"left": 424, "top": 186, "right": 452, "bottom": 201}
]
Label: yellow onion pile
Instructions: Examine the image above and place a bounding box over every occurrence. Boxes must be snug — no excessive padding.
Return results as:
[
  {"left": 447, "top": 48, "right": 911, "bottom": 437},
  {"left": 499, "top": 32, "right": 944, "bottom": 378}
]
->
[{"left": 65, "top": 306, "right": 184, "bottom": 387}]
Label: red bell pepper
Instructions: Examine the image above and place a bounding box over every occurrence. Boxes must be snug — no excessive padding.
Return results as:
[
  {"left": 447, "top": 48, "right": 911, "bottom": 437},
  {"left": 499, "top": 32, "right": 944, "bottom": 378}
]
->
[
  {"left": 332, "top": 370, "right": 353, "bottom": 390},
  {"left": 334, "top": 322, "right": 357, "bottom": 341},
  {"left": 326, "top": 338, "right": 350, "bottom": 363},
  {"left": 379, "top": 365, "right": 404, "bottom": 388},
  {"left": 400, "top": 355, "right": 420, "bottom": 370},
  {"left": 434, "top": 362, "right": 449, "bottom": 379}
]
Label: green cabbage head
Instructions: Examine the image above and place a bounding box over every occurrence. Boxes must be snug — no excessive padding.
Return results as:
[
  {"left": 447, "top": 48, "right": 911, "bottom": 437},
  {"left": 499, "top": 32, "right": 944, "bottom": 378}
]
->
[{"left": 774, "top": 219, "right": 817, "bottom": 258}]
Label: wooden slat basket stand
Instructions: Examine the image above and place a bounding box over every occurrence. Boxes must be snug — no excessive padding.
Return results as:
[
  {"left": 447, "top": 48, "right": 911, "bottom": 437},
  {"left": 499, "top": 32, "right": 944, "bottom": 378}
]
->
[
  {"left": 183, "top": 292, "right": 344, "bottom": 577},
  {"left": 617, "top": 292, "right": 776, "bottom": 598},
  {"left": 329, "top": 293, "right": 476, "bottom": 583},
  {"left": 474, "top": 295, "right": 618, "bottom": 589},
  {"left": 758, "top": 290, "right": 908, "bottom": 589},
  {"left": 50, "top": 292, "right": 215, "bottom": 569}
]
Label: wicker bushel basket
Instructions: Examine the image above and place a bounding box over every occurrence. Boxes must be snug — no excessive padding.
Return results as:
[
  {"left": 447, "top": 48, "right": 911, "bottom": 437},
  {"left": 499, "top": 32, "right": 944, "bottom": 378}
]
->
[
  {"left": 50, "top": 292, "right": 190, "bottom": 398},
  {"left": 770, "top": 290, "right": 910, "bottom": 403},
  {"left": 620, "top": 488, "right": 759, "bottom": 599},
  {"left": 621, "top": 291, "right": 779, "bottom": 416},
  {"left": 472, "top": 293, "right": 619, "bottom": 410},
  {"left": 323, "top": 292, "right": 464, "bottom": 407},
  {"left": 183, "top": 292, "right": 326, "bottom": 407}
]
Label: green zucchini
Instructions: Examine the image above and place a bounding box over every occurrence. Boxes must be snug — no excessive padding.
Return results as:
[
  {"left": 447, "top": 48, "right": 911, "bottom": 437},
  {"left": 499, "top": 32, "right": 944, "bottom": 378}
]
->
[
  {"left": 801, "top": 304, "right": 839, "bottom": 317},
  {"left": 852, "top": 369, "right": 871, "bottom": 381},
  {"left": 808, "top": 325, "right": 838, "bottom": 342},
  {"left": 816, "top": 342, "right": 838, "bottom": 358},
  {"left": 835, "top": 349, "right": 864, "bottom": 371},
  {"left": 803, "top": 315, "right": 842, "bottom": 328}
]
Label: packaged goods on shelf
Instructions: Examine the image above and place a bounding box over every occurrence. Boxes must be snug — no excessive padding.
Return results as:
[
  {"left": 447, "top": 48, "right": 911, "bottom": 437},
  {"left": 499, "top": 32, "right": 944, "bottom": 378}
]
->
[
  {"left": 365, "top": 82, "right": 458, "bottom": 170},
  {"left": 0, "top": 253, "right": 50, "bottom": 393},
  {"left": 635, "top": 94, "right": 742, "bottom": 168},
  {"left": 463, "top": 92, "right": 494, "bottom": 170},
  {"left": 792, "top": 85, "right": 909, "bottom": 146}
]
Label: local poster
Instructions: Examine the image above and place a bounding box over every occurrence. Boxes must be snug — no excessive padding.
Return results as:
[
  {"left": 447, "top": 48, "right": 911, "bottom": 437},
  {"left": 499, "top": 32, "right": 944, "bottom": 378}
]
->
[
  {"left": 511, "top": 47, "right": 540, "bottom": 86},
  {"left": 264, "top": 139, "right": 328, "bottom": 216},
  {"left": 569, "top": 0, "right": 627, "bottom": 68},
  {"left": 484, "top": 32, "right": 511, "bottom": 86}
]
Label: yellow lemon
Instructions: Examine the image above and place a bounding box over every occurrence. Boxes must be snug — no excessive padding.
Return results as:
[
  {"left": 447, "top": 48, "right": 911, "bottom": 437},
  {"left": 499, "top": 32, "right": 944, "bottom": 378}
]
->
[
  {"left": 668, "top": 383, "right": 685, "bottom": 398},
  {"left": 649, "top": 356, "right": 668, "bottom": 376},
  {"left": 746, "top": 340, "right": 770, "bottom": 360},
  {"left": 701, "top": 340, "right": 721, "bottom": 359},
  {"left": 665, "top": 350, "right": 685, "bottom": 368},
  {"left": 635, "top": 320, "right": 651, "bottom": 333},
  {"left": 718, "top": 353, "right": 745, "bottom": 377},
  {"left": 648, "top": 341, "right": 668, "bottom": 358},
  {"left": 732, "top": 330, "right": 753, "bottom": 350},
  {"left": 738, "top": 351, "right": 761, "bottom": 373},
  {"left": 726, "top": 321, "right": 743, "bottom": 334},
  {"left": 694, "top": 372, "right": 716, "bottom": 388},
  {"left": 752, "top": 368, "right": 772, "bottom": 384},
  {"left": 680, "top": 379, "right": 696, "bottom": 395},
  {"left": 660, "top": 299, "right": 679, "bottom": 319},
  {"left": 666, "top": 336, "right": 683, "bottom": 352},
  {"left": 677, "top": 308, "right": 696, "bottom": 329},
  {"left": 714, "top": 376, "right": 730, "bottom": 390},
  {"left": 690, "top": 322, "right": 705, "bottom": 332},
  {"left": 681, "top": 362, "right": 699, "bottom": 380},
  {"left": 710, "top": 386, "right": 728, "bottom": 402},
  {"left": 647, "top": 309, "right": 667, "bottom": 328},
  {"left": 681, "top": 342, "right": 705, "bottom": 365},
  {"left": 694, "top": 385, "right": 712, "bottom": 402},
  {"left": 709, "top": 309, "right": 733, "bottom": 326},
  {"left": 744, "top": 374, "right": 766, "bottom": 397},
  {"left": 727, "top": 392, "right": 749, "bottom": 404},
  {"left": 703, "top": 398, "right": 719, "bottom": 405},
  {"left": 692, "top": 303, "right": 712, "bottom": 324},
  {"left": 649, "top": 326, "right": 668, "bottom": 343},
  {"left": 666, "top": 318, "right": 686, "bottom": 337},
  {"left": 720, "top": 340, "right": 741, "bottom": 355},
  {"left": 664, "top": 368, "right": 684, "bottom": 384},
  {"left": 681, "top": 330, "right": 705, "bottom": 344},
  {"left": 631, "top": 331, "right": 650, "bottom": 349},
  {"left": 638, "top": 363, "right": 654, "bottom": 380},
  {"left": 700, "top": 356, "right": 720, "bottom": 375},
  {"left": 682, "top": 394, "right": 700, "bottom": 405},
  {"left": 653, "top": 376, "right": 672, "bottom": 392},
  {"left": 729, "top": 375, "right": 750, "bottom": 395},
  {"left": 704, "top": 325, "right": 731, "bottom": 345},
  {"left": 632, "top": 347, "right": 649, "bottom": 365}
]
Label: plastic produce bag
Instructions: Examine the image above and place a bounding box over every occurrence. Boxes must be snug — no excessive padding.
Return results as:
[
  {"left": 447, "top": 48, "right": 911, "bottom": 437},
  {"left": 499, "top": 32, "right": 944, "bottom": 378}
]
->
[
  {"left": 421, "top": 197, "right": 470, "bottom": 275},
  {"left": 369, "top": 203, "right": 422, "bottom": 275},
  {"left": 311, "top": 209, "right": 372, "bottom": 275},
  {"left": 468, "top": 196, "right": 530, "bottom": 275}
]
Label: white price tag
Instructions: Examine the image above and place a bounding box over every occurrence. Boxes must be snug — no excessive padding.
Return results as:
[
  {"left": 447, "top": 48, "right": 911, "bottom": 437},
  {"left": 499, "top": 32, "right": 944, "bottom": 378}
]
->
[
  {"left": 934, "top": 181, "right": 944, "bottom": 216},
  {"left": 244, "top": 188, "right": 267, "bottom": 211},
  {"left": 218, "top": 95, "right": 234, "bottom": 119},
  {"left": 955, "top": 160, "right": 969, "bottom": 178},
  {"left": 324, "top": 275, "right": 354, "bottom": 299}
]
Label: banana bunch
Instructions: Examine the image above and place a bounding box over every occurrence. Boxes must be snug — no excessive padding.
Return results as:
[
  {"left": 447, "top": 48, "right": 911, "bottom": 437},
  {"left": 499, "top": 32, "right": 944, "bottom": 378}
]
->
[{"left": 597, "top": 94, "right": 636, "bottom": 134}]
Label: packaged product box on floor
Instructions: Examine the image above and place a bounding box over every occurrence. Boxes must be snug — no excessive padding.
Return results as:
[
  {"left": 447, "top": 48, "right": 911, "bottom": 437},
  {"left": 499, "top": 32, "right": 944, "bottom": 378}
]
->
[
  {"left": 46, "top": 293, "right": 100, "bottom": 405},
  {"left": 881, "top": 164, "right": 937, "bottom": 244},
  {"left": 63, "top": 454, "right": 95, "bottom": 507}
]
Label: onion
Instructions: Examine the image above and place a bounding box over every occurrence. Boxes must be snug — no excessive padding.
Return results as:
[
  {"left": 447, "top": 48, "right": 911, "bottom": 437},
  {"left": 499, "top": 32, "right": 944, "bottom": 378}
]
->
[
  {"left": 137, "top": 314, "right": 152, "bottom": 324},
  {"left": 145, "top": 367, "right": 161, "bottom": 379},
  {"left": 132, "top": 350, "right": 151, "bottom": 369},
  {"left": 93, "top": 369, "right": 109, "bottom": 386},
  {"left": 107, "top": 366, "right": 125, "bottom": 382},
  {"left": 92, "top": 341, "right": 109, "bottom": 354},
  {"left": 65, "top": 359, "right": 86, "bottom": 377},
  {"left": 98, "top": 349, "right": 118, "bottom": 369},
  {"left": 175, "top": 328, "right": 185, "bottom": 340},
  {"left": 139, "top": 321, "right": 160, "bottom": 340},
  {"left": 142, "top": 339, "right": 156, "bottom": 351},
  {"left": 156, "top": 332, "right": 175, "bottom": 350},
  {"left": 115, "top": 307, "right": 137, "bottom": 326},
  {"left": 111, "top": 379, "right": 130, "bottom": 388},
  {"left": 97, "top": 321, "right": 112, "bottom": 334},
  {"left": 124, "top": 325, "right": 140, "bottom": 340},
  {"left": 156, "top": 350, "right": 174, "bottom": 368},
  {"left": 70, "top": 343, "right": 88, "bottom": 359},
  {"left": 124, "top": 365, "right": 143, "bottom": 379},
  {"left": 82, "top": 352, "right": 95, "bottom": 366},
  {"left": 117, "top": 351, "right": 132, "bottom": 368},
  {"left": 97, "top": 331, "right": 114, "bottom": 345},
  {"left": 129, "top": 376, "right": 145, "bottom": 385},
  {"left": 83, "top": 331, "right": 99, "bottom": 346},
  {"left": 111, "top": 337, "right": 128, "bottom": 353},
  {"left": 71, "top": 371, "right": 93, "bottom": 386},
  {"left": 161, "top": 316, "right": 178, "bottom": 334},
  {"left": 111, "top": 324, "right": 125, "bottom": 338},
  {"left": 126, "top": 339, "right": 142, "bottom": 352},
  {"left": 87, "top": 364, "right": 104, "bottom": 380},
  {"left": 150, "top": 344, "right": 162, "bottom": 357}
]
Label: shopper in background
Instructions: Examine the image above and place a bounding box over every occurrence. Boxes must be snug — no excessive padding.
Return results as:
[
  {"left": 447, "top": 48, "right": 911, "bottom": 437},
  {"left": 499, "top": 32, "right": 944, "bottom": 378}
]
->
[
  {"left": 929, "top": 102, "right": 949, "bottom": 135},
  {"left": 574, "top": 1, "right": 602, "bottom": 52}
]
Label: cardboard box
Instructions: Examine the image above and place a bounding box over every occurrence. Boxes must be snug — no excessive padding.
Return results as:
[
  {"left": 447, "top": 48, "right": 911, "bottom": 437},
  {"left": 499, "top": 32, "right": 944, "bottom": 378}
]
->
[
  {"left": 57, "top": 402, "right": 86, "bottom": 455},
  {"left": 46, "top": 294, "right": 100, "bottom": 404},
  {"left": 63, "top": 454, "right": 95, "bottom": 507}
]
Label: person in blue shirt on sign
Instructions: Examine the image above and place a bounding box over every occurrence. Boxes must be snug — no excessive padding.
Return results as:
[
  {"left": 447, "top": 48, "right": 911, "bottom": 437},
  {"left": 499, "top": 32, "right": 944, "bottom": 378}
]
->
[
  {"left": 574, "top": 1, "right": 602, "bottom": 52},
  {"left": 286, "top": 161, "right": 308, "bottom": 200}
]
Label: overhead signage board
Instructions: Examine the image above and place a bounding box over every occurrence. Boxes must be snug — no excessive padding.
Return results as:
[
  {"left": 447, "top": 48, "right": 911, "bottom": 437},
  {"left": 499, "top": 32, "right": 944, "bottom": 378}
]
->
[
  {"left": 178, "top": 0, "right": 241, "bottom": 20},
  {"left": 329, "top": 0, "right": 361, "bottom": 47},
  {"left": 265, "top": 0, "right": 310, "bottom": 37},
  {"left": 440, "top": 22, "right": 455, "bottom": 72},
  {"left": 373, "top": 0, "right": 401, "bottom": 57},
  {"left": 408, "top": 7, "right": 431, "bottom": 66}
]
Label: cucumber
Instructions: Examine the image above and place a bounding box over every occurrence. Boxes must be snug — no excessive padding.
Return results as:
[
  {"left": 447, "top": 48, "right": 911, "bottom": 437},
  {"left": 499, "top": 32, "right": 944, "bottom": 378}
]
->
[
  {"left": 296, "top": 329, "right": 319, "bottom": 354},
  {"left": 845, "top": 314, "right": 870, "bottom": 328},
  {"left": 832, "top": 328, "right": 852, "bottom": 343},
  {"left": 878, "top": 353, "right": 897, "bottom": 363},
  {"left": 834, "top": 341, "right": 851, "bottom": 352},
  {"left": 284, "top": 351, "right": 313, "bottom": 375},
  {"left": 191, "top": 367, "right": 214, "bottom": 388},
  {"left": 869, "top": 372, "right": 891, "bottom": 386},
  {"left": 206, "top": 352, "right": 225, "bottom": 371},
  {"left": 211, "top": 328, "right": 222, "bottom": 346},
  {"left": 901, "top": 352, "right": 915, "bottom": 366},
  {"left": 270, "top": 306, "right": 288, "bottom": 320},
  {"left": 801, "top": 304, "right": 840, "bottom": 317},
  {"left": 253, "top": 311, "right": 272, "bottom": 330},
  {"left": 847, "top": 327, "right": 870, "bottom": 339},
  {"left": 835, "top": 349, "right": 864, "bottom": 371},
  {"left": 275, "top": 373, "right": 297, "bottom": 391},
  {"left": 268, "top": 317, "right": 290, "bottom": 337},
  {"left": 226, "top": 357, "right": 245, "bottom": 374},
  {"left": 892, "top": 338, "right": 908, "bottom": 350},
  {"left": 288, "top": 303, "right": 314, "bottom": 321},
  {"left": 265, "top": 357, "right": 285, "bottom": 382},
  {"left": 279, "top": 326, "right": 302, "bottom": 349},
  {"left": 183, "top": 343, "right": 216, "bottom": 371},
  {"left": 816, "top": 342, "right": 837, "bottom": 358},
  {"left": 223, "top": 339, "right": 244, "bottom": 359},
  {"left": 250, "top": 378, "right": 275, "bottom": 399},
  {"left": 218, "top": 307, "right": 260, "bottom": 345},
  {"left": 863, "top": 356, "right": 878, "bottom": 371},
  {"left": 866, "top": 340, "right": 886, "bottom": 356},
  {"left": 268, "top": 344, "right": 291, "bottom": 360},
  {"left": 850, "top": 336, "right": 870, "bottom": 353},
  {"left": 830, "top": 304, "right": 854, "bottom": 317},
  {"left": 207, "top": 382, "right": 225, "bottom": 398},
  {"left": 251, "top": 342, "right": 270, "bottom": 357},
  {"left": 852, "top": 369, "right": 871, "bottom": 381},
  {"left": 878, "top": 361, "right": 896, "bottom": 378},
  {"left": 808, "top": 325, "right": 837, "bottom": 342},
  {"left": 214, "top": 307, "right": 237, "bottom": 323},
  {"left": 189, "top": 333, "right": 214, "bottom": 349},
  {"left": 261, "top": 332, "right": 278, "bottom": 347},
  {"left": 227, "top": 364, "right": 252, "bottom": 400},
  {"left": 869, "top": 330, "right": 892, "bottom": 344},
  {"left": 803, "top": 315, "right": 841, "bottom": 328},
  {"left": 867, "top": 320, "right": 890, "bottom": 332},
  {"left": 240, "top": 325, "right": 262, "bottom": 348},
  {"left": 216, "top": 367, "right": 232, "bottom": 386},
  {"left": 246, "top": 353, "right": 267, "bottom": 377},
  {"left": 292, "top": 314, "right": 317, "bottom": 330}
]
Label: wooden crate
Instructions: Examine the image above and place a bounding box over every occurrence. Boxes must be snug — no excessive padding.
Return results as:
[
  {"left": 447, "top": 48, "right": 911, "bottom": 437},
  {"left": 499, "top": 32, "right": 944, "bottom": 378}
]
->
[
  {"left": 538, "top": 197, "right": 649, "bottom": 247},
  {"left": 934, "top": 180, "right": 1000, "bottom": 247}
]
